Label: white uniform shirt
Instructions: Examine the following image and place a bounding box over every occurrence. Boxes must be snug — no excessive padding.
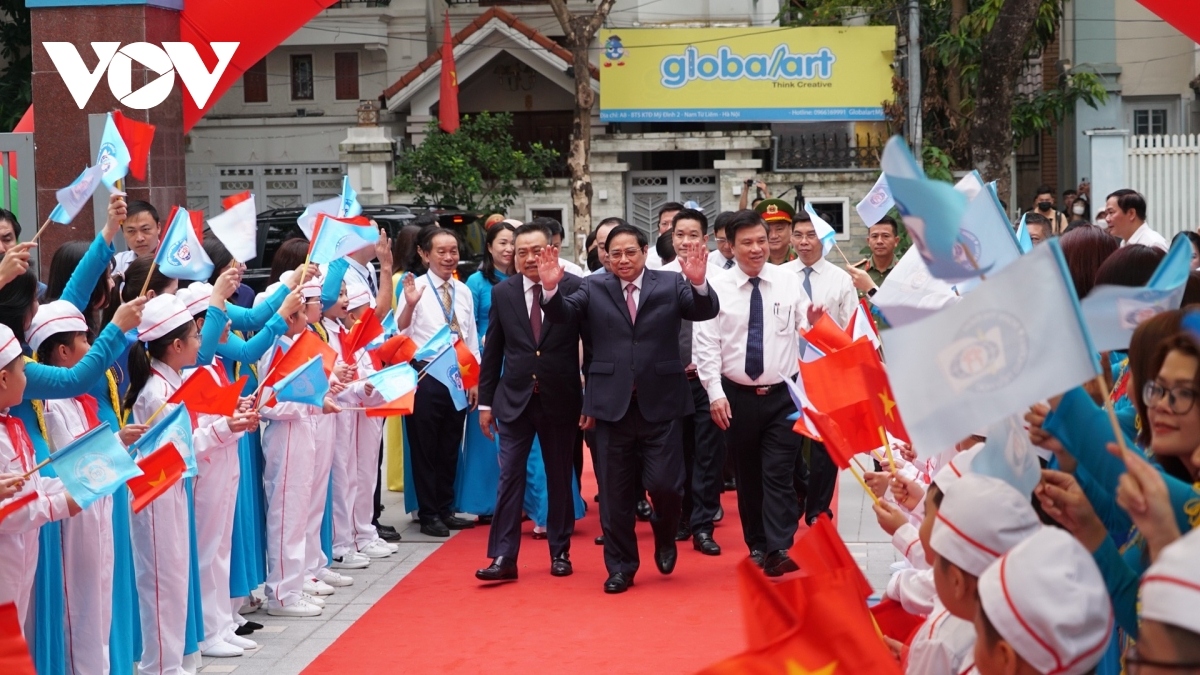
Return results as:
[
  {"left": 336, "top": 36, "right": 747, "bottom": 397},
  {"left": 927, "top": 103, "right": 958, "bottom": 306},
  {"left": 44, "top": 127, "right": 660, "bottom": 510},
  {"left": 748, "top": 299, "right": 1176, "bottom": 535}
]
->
[
  {"left": 886, "top": 566, "right": 937, "bottom": 616},
  {"left": 113, "top": 250, "right": 138, "bottom": 277},
  {"left": 662, "top": 259, "right": 724, "bottom": 367},
  {"left": 396, "top": 271, "right": 480, "bottom": 360},
  {"left": 559, "top": 258, "right": 585, "bottom": 278},
  {"left": 694, "top": 262, "right": 805, "bottom": 403},
  {"left": 345, "top": 258, "right": 380, "bottom": 306},
  {"left": 905, "top": 599, "right": 977, "bottom": 675},
  {"left": 1124, "top": 223, "right": 1169, "bottom": 252},
  {"left": 781, "top": 256, "right": 858, "bottom": 330}
]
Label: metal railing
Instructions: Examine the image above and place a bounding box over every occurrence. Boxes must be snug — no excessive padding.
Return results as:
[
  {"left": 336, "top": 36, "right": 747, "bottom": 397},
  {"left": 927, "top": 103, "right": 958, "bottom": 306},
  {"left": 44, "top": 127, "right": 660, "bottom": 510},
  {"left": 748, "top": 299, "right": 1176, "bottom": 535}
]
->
[
  {"left": 772, "top": 132, "right": 886, "bottom": 172},
  {"left": 330, "top": 0, "right": 391, "bottom": 8}
]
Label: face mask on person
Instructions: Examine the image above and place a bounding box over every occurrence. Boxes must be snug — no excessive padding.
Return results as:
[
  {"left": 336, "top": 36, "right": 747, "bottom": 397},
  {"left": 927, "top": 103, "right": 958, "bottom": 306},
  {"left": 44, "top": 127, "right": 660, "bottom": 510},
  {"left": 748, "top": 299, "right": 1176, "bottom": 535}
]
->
[
  {"left": 1037, "top": 200, "right": 1053, "bottom": 211},
  {"left": 1072, "top": 204, "right": 1086, "bottom": 216}
]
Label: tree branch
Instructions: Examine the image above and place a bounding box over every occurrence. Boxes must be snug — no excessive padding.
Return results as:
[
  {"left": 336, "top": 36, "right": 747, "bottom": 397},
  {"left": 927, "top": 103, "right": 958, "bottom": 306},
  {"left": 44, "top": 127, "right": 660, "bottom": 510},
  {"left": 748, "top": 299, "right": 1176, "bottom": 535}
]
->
[
  {"left": 547, "top": 0, "right": 577, "bottom": 44},
  {"left": 583, "top": 0, "right": 618, "bottom": 40}
]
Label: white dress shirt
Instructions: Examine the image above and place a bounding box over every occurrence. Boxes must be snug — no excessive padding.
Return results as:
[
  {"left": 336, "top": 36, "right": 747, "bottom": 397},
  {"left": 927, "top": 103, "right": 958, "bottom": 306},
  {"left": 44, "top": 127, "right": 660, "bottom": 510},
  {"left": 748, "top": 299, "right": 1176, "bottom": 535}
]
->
[
  {"left": 523, "top": 275, "right": 544, "bottom": 317},
  {"left": 662, "top": 259, "right": 723, "bottom": 367},
  {"left": 694, "top": 262, "right": 805, "bottom": 403},
  {"left": 346, "top": 257, "right": 380, "bottom": 305},
  {"left": 396, "top": 270, "right": 480, "bottom": 360},
  {"left": 645, "top": 245, "right": 663, "bottom": 270},
  {"left": 113, "top": 249, "right": 138, "bottom": 277},
  {"left": 559, "top": 258, "right": 585, "bottom": 278},
  {"left": 781, "top": 256, "right": 857, "bottom": 330},
  {"left": 1124, "top": 223, "right": 1169, "bottom": 252}
]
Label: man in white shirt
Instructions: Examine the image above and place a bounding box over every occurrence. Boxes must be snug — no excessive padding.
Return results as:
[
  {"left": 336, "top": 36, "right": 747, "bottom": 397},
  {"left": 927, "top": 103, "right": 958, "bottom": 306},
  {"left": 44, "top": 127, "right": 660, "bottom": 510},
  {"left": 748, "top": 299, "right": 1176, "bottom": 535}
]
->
[
  {"left": 710, "top": 211, "right": 737, "bottom": 273},
  {"left": 781, "top": 212, "right": 857, "bottom": 525},
  {"left": 587, "top": 217, "right": 624, "bottom": 276},
  {"left": 694, "top": 209, "right": 813, "bottom": 577},
  {"left": 1106, "top": 188, "right": 1168, "bottom": 252},
  {"left": 532, "top": 216, "right": 585, "bottom": 278},
  {"left": 114, "top": 200, "right": 162, "bottom": 277},
  {"left": 645, "top": 202, "right": 683, "bottom": 270}
]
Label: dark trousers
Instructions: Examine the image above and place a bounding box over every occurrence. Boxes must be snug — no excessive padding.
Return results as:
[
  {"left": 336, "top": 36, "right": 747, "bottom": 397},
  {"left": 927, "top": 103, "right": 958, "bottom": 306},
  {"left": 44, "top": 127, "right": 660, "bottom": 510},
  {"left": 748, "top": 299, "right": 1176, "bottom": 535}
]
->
[
  {"left": 408, "top": 375, "right": 467, "bottom": 522},
  {"left": 572, "top": 428, "right": 585, "bottom": 484},
  {"left": 802, "top": 439, "right": 838, "bottom": 522},
  {"left": 594, "top": 400, "right": 683, "bottom": 576},
  {"left": 723, "top": 379, "right": 801, "bottom": 553},
  {"left": 681, "top": 377, "right": 726, "bottom": 535},
  {"left": 373, "top": 437, "right": 383, "bottom": 524},
  {"left": 487, "top": 396, "right": 577, "bottom": 560}
]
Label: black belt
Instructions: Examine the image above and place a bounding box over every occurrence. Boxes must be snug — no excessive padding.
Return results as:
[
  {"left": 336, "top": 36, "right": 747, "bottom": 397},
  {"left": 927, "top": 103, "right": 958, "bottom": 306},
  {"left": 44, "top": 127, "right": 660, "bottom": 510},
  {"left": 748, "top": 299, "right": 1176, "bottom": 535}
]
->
[
  {"left": 721, "top": 378, "right": 787, "bottom": 396},
  {"left": 685, "top": 369, "right": 700, "bottom": 381}
]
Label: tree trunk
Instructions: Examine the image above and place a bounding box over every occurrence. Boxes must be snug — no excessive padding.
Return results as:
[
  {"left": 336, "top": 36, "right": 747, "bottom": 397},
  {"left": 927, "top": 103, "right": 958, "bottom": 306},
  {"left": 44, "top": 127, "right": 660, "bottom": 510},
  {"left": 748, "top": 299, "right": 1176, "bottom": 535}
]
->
[
  {"left": 946, "top": 0, "right": 966, "bottom": 121},
  {"left": 968, "top": 0, "right": 1042, "bottom": 205},
  {"left": 567, "top": 35, "right": 594, "bottom": 265}
]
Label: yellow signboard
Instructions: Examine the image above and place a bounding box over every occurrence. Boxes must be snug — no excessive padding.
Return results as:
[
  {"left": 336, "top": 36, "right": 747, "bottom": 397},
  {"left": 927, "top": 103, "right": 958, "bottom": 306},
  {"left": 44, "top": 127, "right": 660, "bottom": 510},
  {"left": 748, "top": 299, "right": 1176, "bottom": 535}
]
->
[{"left": 599, "top": 26, "right": 895, "bottom": 123}]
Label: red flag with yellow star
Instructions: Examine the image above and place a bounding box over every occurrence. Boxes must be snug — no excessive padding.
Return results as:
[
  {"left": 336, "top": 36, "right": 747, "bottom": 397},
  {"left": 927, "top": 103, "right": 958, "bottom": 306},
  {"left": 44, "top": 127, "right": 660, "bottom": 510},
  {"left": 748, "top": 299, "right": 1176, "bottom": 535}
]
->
[
  {"left": 799, "top": 338, "right": 909, "bottom": 446},
  {"left": 453, "top": 339, "right": 479, "bottom": 390},
  {"left": 438, "top": 12, "right": 460, "bottom": 133},
  {"left": 127, "top": 443, "right": 186, "bottom": 513}
]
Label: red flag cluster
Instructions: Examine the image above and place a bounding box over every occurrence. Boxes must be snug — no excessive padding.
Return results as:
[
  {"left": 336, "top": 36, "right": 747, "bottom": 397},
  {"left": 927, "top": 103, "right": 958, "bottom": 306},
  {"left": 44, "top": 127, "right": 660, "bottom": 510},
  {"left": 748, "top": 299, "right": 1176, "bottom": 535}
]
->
[{"left": 168, "top": 369, "right": 247, "bottom": 417}]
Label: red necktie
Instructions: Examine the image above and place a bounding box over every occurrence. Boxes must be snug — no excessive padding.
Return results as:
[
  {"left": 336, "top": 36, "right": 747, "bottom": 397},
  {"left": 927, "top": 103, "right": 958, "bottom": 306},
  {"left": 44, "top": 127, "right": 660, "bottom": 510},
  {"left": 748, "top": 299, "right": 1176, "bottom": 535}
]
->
[{"left": 530, "top": 284, "right": 542, "bottom": 343}]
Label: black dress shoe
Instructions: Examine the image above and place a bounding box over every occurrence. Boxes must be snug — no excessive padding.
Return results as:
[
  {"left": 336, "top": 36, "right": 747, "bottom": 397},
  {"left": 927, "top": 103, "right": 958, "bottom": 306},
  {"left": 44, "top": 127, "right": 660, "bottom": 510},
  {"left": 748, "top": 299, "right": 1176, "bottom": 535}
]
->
[
  {"left": 693, "top": 532, "right": 721, "bottom": 556},
  {"left": 445, "top": 516, "right": 477, "bottom": 530},
  {"left": 475, "top": 556, "right": 518, "bottom": 582},
  {"left": 603, "top": 572, "right": 634, "bottom": 594},
  {"left": 749, "top": 549, "right": 766, "bottom": 568},
  {"left": 805, "top": 510, "right": 833, "bottom": 527},
  {"left": 476, "top": 515, "right": 493, "bottom": 525},
  {"left": 550, "top": 553, "right": 573, "bottom": 577},
  {"left": 654, "top": 540, "right": 678, "bottom": 575},
  {"left": 531, "top": 530, "right": 548, "bottom": 540},
  {"left": 376, "top": 524, "right": 401, "bottom": 542},
  {"left": 636, "top": 500, "right": 653, "bottom": 521},
  {"left": 420, "top": 518, "right": 451, "bottom": 537},
  {"left": 714, "top": 505, "right": 724, "bottom": 523},
  {"left": 234, "top": 624, "right": 256, "bottom": 636},
  {"left": 723, "top": 477, "right": 736, "bottom": 491},
  {"left": 763, "top": 550, "right": 800, "bottom": 577},
  {"left": 242, "top": 620, "right": 263, "bottom": 631},
  {"left": 674, "top": 524, "right": 692, "bottom": 542},
  {"left": 594, "top": 535, "right": 605, "bottom": 546},
  {"left": 593, "top": 493, "right": 600, "bottom": 503}
]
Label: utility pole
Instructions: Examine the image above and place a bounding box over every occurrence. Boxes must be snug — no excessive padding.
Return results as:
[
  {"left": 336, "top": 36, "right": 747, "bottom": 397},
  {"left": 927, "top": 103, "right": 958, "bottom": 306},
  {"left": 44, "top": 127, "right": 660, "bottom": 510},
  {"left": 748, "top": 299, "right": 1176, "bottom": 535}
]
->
[{"left": 908, "top": 0, "right": 922, "bottom": 166}]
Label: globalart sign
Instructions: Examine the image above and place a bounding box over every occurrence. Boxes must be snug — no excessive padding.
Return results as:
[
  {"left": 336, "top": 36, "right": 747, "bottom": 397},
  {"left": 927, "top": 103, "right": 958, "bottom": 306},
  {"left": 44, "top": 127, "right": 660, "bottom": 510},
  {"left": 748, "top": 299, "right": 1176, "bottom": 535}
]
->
[{"left": 599, "top": 26, "right": 895, "bottom": 123}]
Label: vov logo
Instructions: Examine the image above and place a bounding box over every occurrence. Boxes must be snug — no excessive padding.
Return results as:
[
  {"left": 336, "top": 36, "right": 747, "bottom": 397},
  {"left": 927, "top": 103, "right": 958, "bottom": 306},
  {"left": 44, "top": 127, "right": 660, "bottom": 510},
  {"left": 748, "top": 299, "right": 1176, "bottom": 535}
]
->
[{"left": 44, "top": 41, "right": 239, "bottom": 110}]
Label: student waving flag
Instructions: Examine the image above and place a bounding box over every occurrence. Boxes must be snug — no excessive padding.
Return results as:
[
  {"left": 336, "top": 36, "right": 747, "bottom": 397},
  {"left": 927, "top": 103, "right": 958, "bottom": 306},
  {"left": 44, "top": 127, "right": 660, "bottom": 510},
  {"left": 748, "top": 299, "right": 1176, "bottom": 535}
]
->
[{"left": 48, "top": 423, "right": 143, "bottom": 510}]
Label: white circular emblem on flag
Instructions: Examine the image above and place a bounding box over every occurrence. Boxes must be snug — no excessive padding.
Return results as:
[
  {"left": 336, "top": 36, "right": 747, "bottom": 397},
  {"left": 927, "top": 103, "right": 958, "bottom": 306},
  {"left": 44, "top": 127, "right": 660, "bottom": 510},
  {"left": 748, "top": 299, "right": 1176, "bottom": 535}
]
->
[
  {"left": 75, "top": 452, "right": 119, "bottom": 491},
  {"left": 951, "top": 231, "right": 983, "bottom": 271},
  {"left": 938, "top": 311, "right": 1028, "bottom": 394},
  {"left": 168, "top": 240, "right": 193, "bottom": 266},
  {"left": 291, "top": 374, "right": 315, "bottom": 397},
  {"left": 98, "top": 143, "right": 118, "bottom": 173},
  {"left": 448, "top": 365, "right": 464, "bottom": 390},
  {"left": 868, "top": 189, "right": 888, "bottom": 207}
]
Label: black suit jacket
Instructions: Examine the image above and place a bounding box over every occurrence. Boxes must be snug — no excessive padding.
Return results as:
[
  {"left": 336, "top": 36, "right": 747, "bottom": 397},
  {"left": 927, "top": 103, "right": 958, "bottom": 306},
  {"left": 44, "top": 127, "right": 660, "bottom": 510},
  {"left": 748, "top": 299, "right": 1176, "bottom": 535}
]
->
[
  {"left": 542, "top": 268, "right": 719, "bottom": 424},
  {"left": 478, "top": 273, "right": 587, "bottom": 424}
]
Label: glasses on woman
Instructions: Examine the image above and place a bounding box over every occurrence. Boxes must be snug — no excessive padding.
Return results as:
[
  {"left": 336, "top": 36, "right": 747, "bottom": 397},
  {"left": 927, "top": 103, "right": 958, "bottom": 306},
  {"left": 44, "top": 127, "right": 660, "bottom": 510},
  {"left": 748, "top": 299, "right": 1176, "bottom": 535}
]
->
[
  {"left": 1143, "top": 381, "right": 1199, "bottom": 415},
  {"left": 1124, "top": 646, "right": 1200, "bottom": 673}
]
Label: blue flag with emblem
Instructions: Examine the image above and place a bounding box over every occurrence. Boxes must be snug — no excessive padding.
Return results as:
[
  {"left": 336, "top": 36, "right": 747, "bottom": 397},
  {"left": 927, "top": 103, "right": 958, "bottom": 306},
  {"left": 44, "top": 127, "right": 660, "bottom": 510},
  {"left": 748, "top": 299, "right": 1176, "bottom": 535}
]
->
[
  {"left": 155, "top": 207, "right": 215, "bottom": 281},
  {"left": 48, "top": 164, "right": 104, "bottom": 224},
  {"left": 881, "top": 136, "right": 966, "bottom": 270},
  {"left": 307, "top": 214, "right": 380, "bottom": 265},
  {"left": 972, "top": 414, "right": 1043, "bottom": 497},
  {"left": 803, "top": 202, "right": 837, "bottom": 257},
  {"left": 426, "top": 344, "right": 467, "bottom": 411},
  {"left": 273, "top": 355, "right": 330, "bottom": 407},
  {"left": 50, "top": 422, "right": 143, "bottom": 510},
  {"left": 130, "top": 405, "right": 197, "bottom": 478},
  {"left": 413, "top": 324, "right": 452, "bottom": 362},
  {"left": 934, "top": 176, "right": 1023, "bottom": 285},
  {"left": 884, "top": 239, "right": 1100, "bottom": 458},
  {"left": 855, "top": 172, "right": 894, "bottom": 228},
  {"left": 96, "top": 112, "right": 131, "bottom": 192},
  {"left": 1015, "top": 213, "right": 1034, "bottom": 254},
  {"left": 367, "top": 362, "right": 418, "bottom": 402},
  {"left": 338, "top": 175, "right": 362, "bottom": 218},
  {"left": 1080, "top": 233, "right": 1192, "bottom": 352}
]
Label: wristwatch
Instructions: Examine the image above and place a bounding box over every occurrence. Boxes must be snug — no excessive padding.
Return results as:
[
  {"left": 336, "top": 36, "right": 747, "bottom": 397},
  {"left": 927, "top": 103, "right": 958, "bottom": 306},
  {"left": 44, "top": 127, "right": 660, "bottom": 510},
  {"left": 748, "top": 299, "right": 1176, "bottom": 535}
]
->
[{"left": 867, "top": 288, "right": 877, "bottom": 298}]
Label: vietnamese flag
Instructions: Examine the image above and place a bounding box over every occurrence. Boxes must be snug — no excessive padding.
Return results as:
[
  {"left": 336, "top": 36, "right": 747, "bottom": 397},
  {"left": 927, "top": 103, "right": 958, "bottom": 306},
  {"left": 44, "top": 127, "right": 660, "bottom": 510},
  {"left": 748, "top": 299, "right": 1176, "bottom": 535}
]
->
[
  {"left": 0, "top": 491, "right": 37, "bottom": 526},
  {"left": 168, "top": 369, "right": 246, "bottom": 416},
  {"left": 738, "top": 559, "right": 798, "bottom": 650},
  {"left": 800, "top": 338, "right": 904, "bottom": 449},
  {"left": 341, "top": 311, "right": 384, "bottom": 357},
  {"left": 110, "top": 110, "right": 156, "bottom": 181},
  {"left": 0, "top": 602, "right": 35, "bottom": 675},
  {"left": 802, "top": 313, "right": 853, "bottom": 354},
  {"left": 365, "top": 391, "right": 415, "bottom": 418},
  {"left": 790, "top": 514, "right": 874, "bottom": 601},
  {"left": 263, "top": 331, "right": 336, "bottom": 390},
  {"left": 869, "top": 598, "right": 924, "bottom": 644},
  {"left": 127, "top": 443, "right": 186, "bottom": 513},
  {"left": 438, "top": 12, "right": 459, "bottom": 133},
  {"left": 370, "top": 334, "right": 416, "bottom": 371},
  {"left": 453, "top": 339, "right": 479, "bottom": 390},
  {"left": 805, "top": 405, "right": 865, "bottom": 470}
]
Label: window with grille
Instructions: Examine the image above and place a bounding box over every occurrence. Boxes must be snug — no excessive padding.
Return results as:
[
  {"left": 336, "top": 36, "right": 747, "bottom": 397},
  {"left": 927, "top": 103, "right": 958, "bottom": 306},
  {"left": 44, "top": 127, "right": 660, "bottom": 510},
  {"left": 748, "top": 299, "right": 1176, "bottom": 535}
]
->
[
  {"left": 243, "top": 58, "right": 267, "bottom": 103},
  {"left": 1133, "top": 109, "right": 1167, "bottom": 136},
  {"left": 335, "top": 52, "right": 359, "bottom": 101},
  {"left": 291, "top": 54, "right": 314, "bottom": 101}
]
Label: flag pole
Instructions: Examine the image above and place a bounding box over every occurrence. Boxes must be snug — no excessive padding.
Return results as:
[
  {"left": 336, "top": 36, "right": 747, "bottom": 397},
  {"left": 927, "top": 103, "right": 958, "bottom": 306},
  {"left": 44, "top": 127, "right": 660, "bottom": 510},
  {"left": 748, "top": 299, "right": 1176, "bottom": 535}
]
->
[
  {"left": 143, "top": 399, "right": 171, "bottom": 427},
  {"left": 137, "top": 260, "right": 157, "bottom": 297},
  {"left": 21, "top": 456, "right": 52, "bottom": 480},
  {"left": 879, "top": 426, "right": 897, "bottom": 473},
  {"left": 833, "top": 241, "right": 854, "bottom": 267},
  {"left": 847, "top": 464, "right": 881, "bottom": 506},
  {"left": 29, "top": 217, "right": 53, "bottom": 243},
  {"left": 1093, "top": 374, "right": 1131, "bottom": 455},
  {"left": 960, "top": 245, "right": 987, "bottom": 281}
]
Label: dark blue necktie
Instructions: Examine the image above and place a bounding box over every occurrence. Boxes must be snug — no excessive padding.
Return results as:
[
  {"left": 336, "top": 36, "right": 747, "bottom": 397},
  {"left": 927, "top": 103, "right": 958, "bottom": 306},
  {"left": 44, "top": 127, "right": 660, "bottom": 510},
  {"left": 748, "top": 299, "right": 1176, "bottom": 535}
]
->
[
  {"left": 802, "top": 266, "right": 814, "bottom": 300},
  {"left": 746, "top": 277, "right": 764, "bottom": 380}
]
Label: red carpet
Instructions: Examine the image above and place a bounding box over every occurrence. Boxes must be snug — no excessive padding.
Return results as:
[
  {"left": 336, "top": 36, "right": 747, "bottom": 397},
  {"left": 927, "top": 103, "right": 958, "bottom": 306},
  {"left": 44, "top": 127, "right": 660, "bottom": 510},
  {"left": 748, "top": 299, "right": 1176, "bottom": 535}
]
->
[{"left": 304, "top": 464, "right": 836, "bottom": 675}]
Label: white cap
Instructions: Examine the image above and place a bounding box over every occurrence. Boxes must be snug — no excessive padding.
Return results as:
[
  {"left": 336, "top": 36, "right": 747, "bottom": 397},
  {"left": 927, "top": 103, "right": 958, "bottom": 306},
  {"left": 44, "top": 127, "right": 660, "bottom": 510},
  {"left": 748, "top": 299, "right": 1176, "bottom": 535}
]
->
[
  {"left": 978, "top": 528, "right": 1113, "bottom": 675},
  {"left": 931, "top": 444, "right": 981, "bottom": 493},
  {"left": 27, "top": 300, "right": 88, "bottom": 352},
  {"left": 501, "top": 218, "right": 523, "bottom": 227},
  {"left": 930, "top": 473, "right": 1041, "bottom": 576},
  {"left": 177, "top": 283, "right": 212, "bottom": 317},
  {"left": 280, "top": 270, "right": 322, "bottom": 299},
  {"left": 0, "top": 323, "right": 21, "bottom": 367},
  {"left": 345, "top": 277, "right": 371, "bottom": 311},
  {"left": 1141, "top": 527, "right": 1200, "bottom": 635},
  {"left": 138, "top": 294, "right": 193, "bottom": 342}
]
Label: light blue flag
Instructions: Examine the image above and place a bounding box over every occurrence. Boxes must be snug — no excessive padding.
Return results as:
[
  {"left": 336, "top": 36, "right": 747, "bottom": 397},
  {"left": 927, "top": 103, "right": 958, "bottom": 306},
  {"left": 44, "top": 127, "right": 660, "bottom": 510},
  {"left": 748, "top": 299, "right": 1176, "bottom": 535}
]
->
[
  {"left": 96, "top": 112, "right": 131, "bottom": 192},
  {"left": 923, "top": 177, "right": 1022, "bottom": 284},
  {"left": 131, "top": 405, "right": 197, "bottom": 478},
  {"left": 413, "top": 325, "right": 452, "bottom": 362},
  {"left": 855, "top": 173, "right": 894, "bottom": 228},
  {"left": 1015, "top": 213, "right": 1034, "bottom": 254},
  {"left": 803, "top": 202, "right": 837, "bottom": 257},
  {"left": 297, "top": 197, "right": 341, "bottom": 240},
  {"left": 380, "top": 309, "right": 398, "bottom": 337},
  {"left": 366, "top": 362, "right": 418, "bottom": 402},
  {"left": 308, "top": 214, "right": 380, "bottom": 265},
  {"left": 1080, "top": 233, "right": 1192, "bottom": 352},
  {"left": 274, "top": 355, "right": 330, "bottom": 407},
  {"left": 155, "top": 207, "right": 215, "bottom": 281},
  {"left": 338, "top": 176, "right": 362, "bottom": 218},
  {"left": 48, "top": 164, "right": 104, "bottom": 224},
  {"left": 973, "top": 414, "right": 1043, "bottom": 497},
  {"left": 426, "top": 345, "right": 467, "bottom": 411},
  {"left": 50, "top": 422, "right": 143, "bottom": 510},
  {"left": 884, "top": 239, "right": 1100, "bottom": 458},
  {"left": 881, "top": 136, "right": 966, "bottom": 267},
  {"left": 872, "top": 245, "right": 962, "bottom": 328}
]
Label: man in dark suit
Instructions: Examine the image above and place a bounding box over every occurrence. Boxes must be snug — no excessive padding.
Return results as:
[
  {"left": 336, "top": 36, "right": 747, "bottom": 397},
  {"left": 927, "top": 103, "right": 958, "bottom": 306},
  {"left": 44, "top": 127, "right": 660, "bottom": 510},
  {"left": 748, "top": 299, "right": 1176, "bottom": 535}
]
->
[
  {"left": 474, "top": 223, "right": 588, "bottom": 582},
  {"left": 538, "top": 224, "right": 719, "bottom": 594}
]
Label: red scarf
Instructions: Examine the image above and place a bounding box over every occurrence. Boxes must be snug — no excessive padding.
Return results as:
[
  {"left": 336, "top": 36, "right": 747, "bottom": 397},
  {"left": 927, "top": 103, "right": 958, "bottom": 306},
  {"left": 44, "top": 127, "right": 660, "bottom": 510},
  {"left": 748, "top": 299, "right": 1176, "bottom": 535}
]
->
[{"left": 0, "top": 414, "right": 35, "bottom": 471}]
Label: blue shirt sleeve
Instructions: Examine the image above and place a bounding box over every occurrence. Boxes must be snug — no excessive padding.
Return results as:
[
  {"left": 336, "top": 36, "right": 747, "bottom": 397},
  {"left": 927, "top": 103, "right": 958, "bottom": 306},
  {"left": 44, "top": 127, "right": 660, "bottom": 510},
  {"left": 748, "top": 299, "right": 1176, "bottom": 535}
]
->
[
  {"left": 1043, "top": 387, "right": 1131, "bottom": 494},
  {"left": 1093, "top": 536, "right": 1142, "bottom": 638},
  {"left": 194, "top": 305, "right": 225, "bottom": 367},
  {"left": 60, "top": 233, "right": 115, "bottom": 310},
  {"left": 226, "top": 283, "right": 287, "bottom": 332},
  {"left": 24, "top": 322, "right": 124, "bottom": 399},
  {"left": 216, "top": 313, "right": 287, "bottom": 365},
  {"left": 321, "top": 259, "right": 350, "bottom": 311}
]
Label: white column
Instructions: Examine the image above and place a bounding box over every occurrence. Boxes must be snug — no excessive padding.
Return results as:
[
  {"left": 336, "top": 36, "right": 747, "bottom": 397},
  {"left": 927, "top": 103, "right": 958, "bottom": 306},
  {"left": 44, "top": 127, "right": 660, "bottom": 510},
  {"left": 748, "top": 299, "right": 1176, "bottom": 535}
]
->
[{"left": 1083, "top": 128, "right": 1130, "bottom": 216}]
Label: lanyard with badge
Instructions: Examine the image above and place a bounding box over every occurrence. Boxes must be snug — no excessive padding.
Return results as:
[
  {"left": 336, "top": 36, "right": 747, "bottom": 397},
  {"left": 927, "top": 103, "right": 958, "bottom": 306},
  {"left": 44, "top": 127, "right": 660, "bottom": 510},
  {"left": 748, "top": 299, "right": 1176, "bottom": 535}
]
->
[{"left": 427, "top": 270, "right": 459, "bottom": 337}]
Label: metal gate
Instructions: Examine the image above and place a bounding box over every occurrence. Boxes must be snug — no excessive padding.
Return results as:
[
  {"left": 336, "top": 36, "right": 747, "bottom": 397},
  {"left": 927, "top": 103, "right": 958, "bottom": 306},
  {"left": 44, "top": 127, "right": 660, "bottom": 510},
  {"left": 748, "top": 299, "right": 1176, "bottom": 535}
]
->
[
  {"left": 624, "top": 169, "right": 720, "bottom": 236},
  {"left": 0, "top": 132, "right": 39, "bottom": 275},
  {"left": 186, "top": 163, "right": 347, "bottom": 217}
]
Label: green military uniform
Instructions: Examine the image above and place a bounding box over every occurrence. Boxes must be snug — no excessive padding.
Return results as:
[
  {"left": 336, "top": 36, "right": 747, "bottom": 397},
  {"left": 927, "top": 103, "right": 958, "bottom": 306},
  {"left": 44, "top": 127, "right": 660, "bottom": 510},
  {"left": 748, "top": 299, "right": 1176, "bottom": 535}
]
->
[
  {"left": 756, "top": 198, "right": 798, "bottom": 264},
  {"left": 853, "top": 255, "right": 897, "bottom": 330}
]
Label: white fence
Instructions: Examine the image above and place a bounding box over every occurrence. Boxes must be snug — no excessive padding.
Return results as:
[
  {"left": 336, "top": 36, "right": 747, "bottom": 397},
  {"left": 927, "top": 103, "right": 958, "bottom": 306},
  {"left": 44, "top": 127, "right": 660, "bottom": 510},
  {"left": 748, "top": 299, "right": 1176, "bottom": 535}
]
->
[{"left": 1126, "top": 134, "right": 1200, "bottom": 239}]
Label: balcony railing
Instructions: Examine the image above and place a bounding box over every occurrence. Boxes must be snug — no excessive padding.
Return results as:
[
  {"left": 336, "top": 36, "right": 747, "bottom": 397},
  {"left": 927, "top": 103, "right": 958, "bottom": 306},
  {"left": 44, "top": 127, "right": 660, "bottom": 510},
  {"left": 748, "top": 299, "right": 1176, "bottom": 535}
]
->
[
  {"left": 772, "top": 132, "right": 886, "bottom": 172},
  {"left": 330, "top": 0, "right": 391, "bottom": 8}
]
